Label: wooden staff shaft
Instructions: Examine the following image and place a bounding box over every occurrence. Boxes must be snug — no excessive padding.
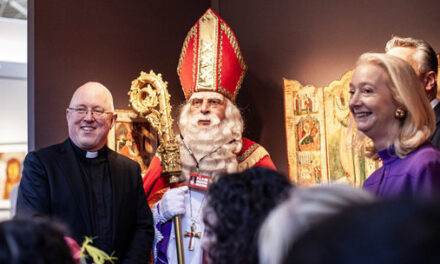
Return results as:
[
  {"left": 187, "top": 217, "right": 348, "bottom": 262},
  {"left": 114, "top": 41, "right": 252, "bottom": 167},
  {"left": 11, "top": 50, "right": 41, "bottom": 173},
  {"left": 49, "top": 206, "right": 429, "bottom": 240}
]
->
[{"left": 173, "top": 215, "right": 185, "bottom": 264}]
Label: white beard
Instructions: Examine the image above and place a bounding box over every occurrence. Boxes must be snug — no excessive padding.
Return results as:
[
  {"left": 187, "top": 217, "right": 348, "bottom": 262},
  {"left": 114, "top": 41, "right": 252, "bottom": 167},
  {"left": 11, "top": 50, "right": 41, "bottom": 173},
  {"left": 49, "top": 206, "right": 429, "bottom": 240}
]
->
[{"left": 178, "top": 102, "right": 243, "bottom": 182}]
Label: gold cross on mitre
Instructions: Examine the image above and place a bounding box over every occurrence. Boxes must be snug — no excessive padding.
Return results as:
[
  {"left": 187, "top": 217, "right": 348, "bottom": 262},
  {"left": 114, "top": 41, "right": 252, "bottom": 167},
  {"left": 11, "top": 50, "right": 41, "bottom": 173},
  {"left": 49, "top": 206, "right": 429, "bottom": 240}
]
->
[{"left": 184, "top": 223, "right": 202, "bottom": 251}]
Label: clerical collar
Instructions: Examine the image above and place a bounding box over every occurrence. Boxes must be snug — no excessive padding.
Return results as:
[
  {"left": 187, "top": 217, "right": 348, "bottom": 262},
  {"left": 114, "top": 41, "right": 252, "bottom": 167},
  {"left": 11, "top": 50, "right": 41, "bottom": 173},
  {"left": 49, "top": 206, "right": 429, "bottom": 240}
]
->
[
  {"left": 86, "top": 151, "right": 98, "bottom": 158},
  {"left": 69, "top": 138, "right": 107, "bottom": 159}
]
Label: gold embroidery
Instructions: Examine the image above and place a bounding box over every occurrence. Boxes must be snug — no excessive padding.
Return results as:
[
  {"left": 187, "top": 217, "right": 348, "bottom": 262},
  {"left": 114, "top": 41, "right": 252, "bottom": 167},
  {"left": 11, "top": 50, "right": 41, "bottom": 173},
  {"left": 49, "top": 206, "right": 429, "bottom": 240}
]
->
[
  {"left": 237, "top": 143, "right": 259, "bottom": 163},
  {"left": 190, "top": 26, "right": 198, "bottom": 98},
  {"left": 199, "top": 41, "right": 215, "bottom": 84},
  {"left": 177, "top": 25, "right": 197, "bottom": 75},
  {"left": 218, "top": 86, "right": 234, "bottom": 100},
  {"left": 219, "top": 23, "right": 247, "bottom": 102},
  {"left": 238, "top": 146, "right": 270, "bottom": 171},
  {"left": 196, "top": 9, "right": 218, "bottom": 91},
  {"left": 218, "top": 23, "right": 224, "bottom": 98},
  {"left": 177, "top": 26, "right": 198, "bottom": 100}
]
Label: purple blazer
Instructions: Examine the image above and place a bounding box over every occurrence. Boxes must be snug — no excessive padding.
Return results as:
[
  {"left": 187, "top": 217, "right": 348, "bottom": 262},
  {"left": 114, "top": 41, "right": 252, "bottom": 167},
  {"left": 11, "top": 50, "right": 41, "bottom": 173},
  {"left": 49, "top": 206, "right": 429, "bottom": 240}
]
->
[{"left": 363, "top": 143, "right": 440, "bottom": 198}]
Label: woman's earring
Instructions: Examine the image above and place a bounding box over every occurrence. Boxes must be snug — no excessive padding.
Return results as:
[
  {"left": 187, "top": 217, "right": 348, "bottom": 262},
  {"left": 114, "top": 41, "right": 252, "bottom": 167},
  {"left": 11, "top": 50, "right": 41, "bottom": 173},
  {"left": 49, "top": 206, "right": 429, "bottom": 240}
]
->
[{"left": 395, "top": 107, "right": 406, "bottom": 119}]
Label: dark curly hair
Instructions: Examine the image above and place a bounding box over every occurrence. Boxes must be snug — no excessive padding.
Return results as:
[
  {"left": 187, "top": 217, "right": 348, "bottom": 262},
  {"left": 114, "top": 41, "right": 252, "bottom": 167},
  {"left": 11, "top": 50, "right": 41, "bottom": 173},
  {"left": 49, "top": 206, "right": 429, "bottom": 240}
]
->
[
  {"left": 0, "top": 217, "right": 75, "bottom": 264},
  {"left": 203, "top": 167, "right": 292, "bottom": 264}
]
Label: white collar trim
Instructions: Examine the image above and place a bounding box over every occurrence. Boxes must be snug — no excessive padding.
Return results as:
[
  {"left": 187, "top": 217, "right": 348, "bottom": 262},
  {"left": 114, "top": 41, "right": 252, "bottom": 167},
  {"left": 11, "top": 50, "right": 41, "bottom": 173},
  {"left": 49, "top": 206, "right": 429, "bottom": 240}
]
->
[
  {"left": 86, "top": 151, "right": 98, "bottom": 158},
  {"left": 430, "top": 98, "right": 440, "bottom": 109}
]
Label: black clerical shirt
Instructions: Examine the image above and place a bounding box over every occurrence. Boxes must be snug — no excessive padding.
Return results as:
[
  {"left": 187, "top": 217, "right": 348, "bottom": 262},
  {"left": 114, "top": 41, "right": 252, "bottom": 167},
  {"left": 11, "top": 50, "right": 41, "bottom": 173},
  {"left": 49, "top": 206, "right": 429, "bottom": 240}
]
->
[{"left": 70, "top": 139, "right": 114, "bottom": 254}]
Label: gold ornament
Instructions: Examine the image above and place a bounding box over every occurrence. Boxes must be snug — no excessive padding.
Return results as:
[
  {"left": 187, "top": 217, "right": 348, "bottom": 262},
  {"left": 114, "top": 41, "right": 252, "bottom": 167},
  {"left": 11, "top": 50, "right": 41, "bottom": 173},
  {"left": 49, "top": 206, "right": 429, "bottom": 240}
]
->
[
  {"left": 128, "top": 70, "right": 181, "bottom": 183},
  {"left": 395, "top": 107, "right": 406, "bottom": 119},
  {"left": 129, "top": 70, "right": 185, "bottom": 264}
]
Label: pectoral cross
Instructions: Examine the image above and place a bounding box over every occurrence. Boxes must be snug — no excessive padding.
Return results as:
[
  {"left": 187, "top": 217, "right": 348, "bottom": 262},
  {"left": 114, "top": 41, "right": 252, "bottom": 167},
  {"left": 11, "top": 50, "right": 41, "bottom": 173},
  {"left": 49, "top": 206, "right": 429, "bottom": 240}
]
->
[{"left": 184, "top": 222, "right": 202, "bottom": 251}]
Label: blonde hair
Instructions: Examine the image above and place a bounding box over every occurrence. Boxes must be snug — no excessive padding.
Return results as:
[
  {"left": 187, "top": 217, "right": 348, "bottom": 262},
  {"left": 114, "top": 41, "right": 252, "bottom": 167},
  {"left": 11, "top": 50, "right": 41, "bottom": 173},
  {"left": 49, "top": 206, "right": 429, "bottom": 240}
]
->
[{"left": 351, "top": 53, "right": 435, "bottom": 158}]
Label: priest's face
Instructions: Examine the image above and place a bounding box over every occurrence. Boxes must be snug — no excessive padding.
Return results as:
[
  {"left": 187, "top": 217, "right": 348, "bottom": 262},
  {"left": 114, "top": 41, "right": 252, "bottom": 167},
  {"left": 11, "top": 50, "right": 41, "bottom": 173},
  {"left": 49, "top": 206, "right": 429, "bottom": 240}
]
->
[
  {"left": 66, "top": 82, "right": 116, "bottom": 151},
  {"left": 188, "top": 92, "right": 226, "bottom": 127}
]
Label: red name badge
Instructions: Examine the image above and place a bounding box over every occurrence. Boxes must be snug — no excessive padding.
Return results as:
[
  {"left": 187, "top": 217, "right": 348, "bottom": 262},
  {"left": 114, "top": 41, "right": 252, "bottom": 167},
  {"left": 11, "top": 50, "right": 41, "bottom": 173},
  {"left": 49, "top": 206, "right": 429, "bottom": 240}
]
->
[{"left": 188, "top": 173, "right": 210, "bottom": 190}]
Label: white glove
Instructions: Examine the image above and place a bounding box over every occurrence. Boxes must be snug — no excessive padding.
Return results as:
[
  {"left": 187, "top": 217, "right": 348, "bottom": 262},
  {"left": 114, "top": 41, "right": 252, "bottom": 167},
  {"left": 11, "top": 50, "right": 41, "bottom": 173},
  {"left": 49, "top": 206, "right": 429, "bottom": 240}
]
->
[{"left": 157, "top": 186, "right": 188, "bottom": 223}]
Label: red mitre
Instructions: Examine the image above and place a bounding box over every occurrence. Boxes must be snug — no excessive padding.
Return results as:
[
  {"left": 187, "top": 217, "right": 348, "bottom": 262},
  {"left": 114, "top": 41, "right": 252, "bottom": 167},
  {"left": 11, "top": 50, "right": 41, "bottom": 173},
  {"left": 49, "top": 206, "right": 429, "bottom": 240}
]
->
[{"left": 177, "top": 8, "right": 247, "bottom": 103}]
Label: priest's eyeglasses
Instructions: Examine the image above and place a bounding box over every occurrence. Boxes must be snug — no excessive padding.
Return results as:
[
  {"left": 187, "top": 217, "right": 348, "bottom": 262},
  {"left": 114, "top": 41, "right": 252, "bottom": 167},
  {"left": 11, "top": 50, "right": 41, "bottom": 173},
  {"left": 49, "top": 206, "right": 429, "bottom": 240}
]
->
[{"left": 67, "top": 107, "right": 113, "bottom": 119}]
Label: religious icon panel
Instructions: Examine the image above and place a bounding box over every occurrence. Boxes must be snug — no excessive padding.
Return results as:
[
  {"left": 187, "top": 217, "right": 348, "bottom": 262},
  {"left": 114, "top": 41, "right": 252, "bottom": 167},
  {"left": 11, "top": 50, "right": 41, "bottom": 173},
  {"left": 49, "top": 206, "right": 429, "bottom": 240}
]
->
[
  {"left": 0, "top": 152, "right": 25, "bottom": 199},
  {"left": 284, "top": 71, "right": 381, "bottom": 187},
  {"left": 107, "top": 110, "right": 157, "bottom": 177}
]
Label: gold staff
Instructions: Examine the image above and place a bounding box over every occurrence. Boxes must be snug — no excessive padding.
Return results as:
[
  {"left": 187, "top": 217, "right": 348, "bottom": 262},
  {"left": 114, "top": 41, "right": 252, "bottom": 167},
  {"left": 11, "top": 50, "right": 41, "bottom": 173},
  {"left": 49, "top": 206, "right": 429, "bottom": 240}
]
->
[{"left": 128, "top": 70, "right": 184, "bottom": 264}]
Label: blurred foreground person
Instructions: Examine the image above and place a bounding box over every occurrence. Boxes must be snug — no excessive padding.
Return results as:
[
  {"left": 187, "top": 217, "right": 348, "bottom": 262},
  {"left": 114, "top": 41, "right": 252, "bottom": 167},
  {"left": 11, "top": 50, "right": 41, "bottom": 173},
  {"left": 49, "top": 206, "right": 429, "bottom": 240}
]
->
[
  {"left": 0, "top": 218, "right": 75, "bottom": 264},
  {"left": 202, "top": 167, "right": 291, "bottom": 264},
  {"left": 285, "top": 198, "right": 440, "bottom": 264},
  {"left": 259, "top": 184, "right": 375, "bottom": 264},
  {"left": 349, "top": 53, "right": 440, "bottom": 198}
]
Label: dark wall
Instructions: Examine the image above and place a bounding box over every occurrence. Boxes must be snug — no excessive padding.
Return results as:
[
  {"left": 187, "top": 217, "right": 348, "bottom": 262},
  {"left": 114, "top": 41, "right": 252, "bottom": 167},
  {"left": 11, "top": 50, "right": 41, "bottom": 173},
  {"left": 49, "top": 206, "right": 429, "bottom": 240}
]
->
[
  {"left": 28, "top": 0, "right": 210, "bottom": 150},
  {"left": 29, "top": 0, "right": 440, "bottom": 174},
  {"left": 217, "top": 0, "right": 440, "bottom": 174}
]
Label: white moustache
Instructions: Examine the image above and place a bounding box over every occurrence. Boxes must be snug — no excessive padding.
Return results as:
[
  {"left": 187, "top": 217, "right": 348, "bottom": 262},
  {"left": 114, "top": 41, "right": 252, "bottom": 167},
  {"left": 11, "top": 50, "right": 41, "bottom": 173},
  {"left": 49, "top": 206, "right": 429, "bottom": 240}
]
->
[{"left": 190, "top": 113, "right": 221, "bottom": 127}]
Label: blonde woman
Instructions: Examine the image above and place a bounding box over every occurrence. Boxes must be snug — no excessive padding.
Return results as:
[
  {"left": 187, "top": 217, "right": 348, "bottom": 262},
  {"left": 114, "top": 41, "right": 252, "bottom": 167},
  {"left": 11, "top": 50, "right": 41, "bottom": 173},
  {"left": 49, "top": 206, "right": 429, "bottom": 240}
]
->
[{"left": 349, "top": 53, "right": 440, "bottom": 198}]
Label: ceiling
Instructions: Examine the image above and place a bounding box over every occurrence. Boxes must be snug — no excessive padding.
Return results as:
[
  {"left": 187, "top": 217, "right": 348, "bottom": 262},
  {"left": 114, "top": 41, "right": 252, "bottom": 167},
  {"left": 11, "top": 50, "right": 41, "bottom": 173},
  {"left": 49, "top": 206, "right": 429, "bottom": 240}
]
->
[{"left": 0, "top": 0, "right": 27, "bottom": 20}]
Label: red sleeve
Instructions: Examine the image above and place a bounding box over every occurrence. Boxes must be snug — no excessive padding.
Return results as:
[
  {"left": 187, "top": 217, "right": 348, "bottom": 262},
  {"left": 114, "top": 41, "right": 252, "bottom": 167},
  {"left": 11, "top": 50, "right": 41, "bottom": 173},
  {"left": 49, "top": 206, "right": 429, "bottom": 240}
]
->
[
  {"left": 255, "top": 155, "right": 276, "bottom": 170},
  {"left": 143, "top": 156, "right": 168, "bottom": 201}
]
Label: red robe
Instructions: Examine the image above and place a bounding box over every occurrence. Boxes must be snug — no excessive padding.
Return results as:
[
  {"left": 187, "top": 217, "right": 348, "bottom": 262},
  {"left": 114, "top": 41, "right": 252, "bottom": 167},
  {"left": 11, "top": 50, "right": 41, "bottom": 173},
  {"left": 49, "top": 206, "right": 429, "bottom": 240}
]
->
[{"left": 143, "top": 137, "right": 276, "bottom": 207}]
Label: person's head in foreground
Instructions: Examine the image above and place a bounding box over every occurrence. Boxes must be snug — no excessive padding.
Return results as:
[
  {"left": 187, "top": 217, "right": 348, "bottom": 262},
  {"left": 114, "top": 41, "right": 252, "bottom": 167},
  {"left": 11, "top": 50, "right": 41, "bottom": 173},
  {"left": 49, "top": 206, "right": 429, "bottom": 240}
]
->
[
  {"left": 202, "top": 167, "right": 292, "bottom": 264},
  {"left": 284, "top": 198, "right": 440, "bottom": 264},
  {"left": 0, "top": 217, "right": 75, "bottom": 264},
  {"left": 259, "top": 184, "right": 376, "bottom": 264}
]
